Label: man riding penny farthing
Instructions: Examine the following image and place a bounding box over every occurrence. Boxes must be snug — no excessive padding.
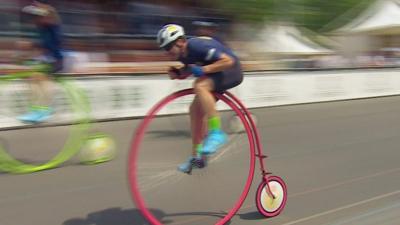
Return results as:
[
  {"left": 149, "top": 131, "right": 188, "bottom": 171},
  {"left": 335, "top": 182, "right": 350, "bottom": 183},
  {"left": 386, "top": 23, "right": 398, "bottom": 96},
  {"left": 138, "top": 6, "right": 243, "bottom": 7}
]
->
[{"left": 128, "top": 24, "right": 287, "bottom": 225}]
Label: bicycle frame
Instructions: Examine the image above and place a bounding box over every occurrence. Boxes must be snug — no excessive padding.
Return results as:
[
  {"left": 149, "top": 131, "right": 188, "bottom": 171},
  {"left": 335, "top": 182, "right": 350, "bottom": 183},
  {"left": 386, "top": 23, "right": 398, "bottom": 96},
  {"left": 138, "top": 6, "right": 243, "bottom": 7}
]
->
[{"left": 224, "top": 91, "right": 276, "bottom": 199}]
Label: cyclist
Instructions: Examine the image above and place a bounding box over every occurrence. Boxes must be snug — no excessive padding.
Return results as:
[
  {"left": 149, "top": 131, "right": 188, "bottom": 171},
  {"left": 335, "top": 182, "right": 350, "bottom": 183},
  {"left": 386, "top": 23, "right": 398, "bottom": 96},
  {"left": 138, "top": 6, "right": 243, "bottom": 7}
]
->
[
  {"left": 18, "top": 0, "right": 63, "bottom": 123},
  {"left": 192, "top": 20, "right": 225, "bottom": 45},
  {"left": 157, "top": 24, "right": 243, "bottom": 173}
]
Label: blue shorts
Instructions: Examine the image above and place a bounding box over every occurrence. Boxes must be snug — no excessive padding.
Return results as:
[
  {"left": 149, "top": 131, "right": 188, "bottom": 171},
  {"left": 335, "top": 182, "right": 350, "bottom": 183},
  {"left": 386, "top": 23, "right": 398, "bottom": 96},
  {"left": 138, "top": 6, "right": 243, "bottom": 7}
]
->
[{"left": 207, "top": 62, "right": 243, "bottom": 93}]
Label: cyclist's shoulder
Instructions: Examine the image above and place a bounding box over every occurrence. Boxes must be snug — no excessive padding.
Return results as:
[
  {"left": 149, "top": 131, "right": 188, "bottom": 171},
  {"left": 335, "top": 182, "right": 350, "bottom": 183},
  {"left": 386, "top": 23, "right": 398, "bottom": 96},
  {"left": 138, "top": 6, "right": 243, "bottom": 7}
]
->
[
  {"left": 187, "top": 36, "right": 225, "bottom": 51},
  {"left": 187, "top": 36, "right": 214, "bottom": 46}
]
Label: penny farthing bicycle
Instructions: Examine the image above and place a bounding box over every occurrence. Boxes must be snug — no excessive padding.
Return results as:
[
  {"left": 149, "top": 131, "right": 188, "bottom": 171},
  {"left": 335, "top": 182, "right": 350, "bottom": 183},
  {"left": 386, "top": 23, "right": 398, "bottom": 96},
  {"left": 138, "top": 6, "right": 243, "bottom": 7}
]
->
[
  {"left": 0, "top": 70, "right": 91, "bottom": 174},
  {"left": 129, "top": 88, "right": 287, "bottom": 224}
]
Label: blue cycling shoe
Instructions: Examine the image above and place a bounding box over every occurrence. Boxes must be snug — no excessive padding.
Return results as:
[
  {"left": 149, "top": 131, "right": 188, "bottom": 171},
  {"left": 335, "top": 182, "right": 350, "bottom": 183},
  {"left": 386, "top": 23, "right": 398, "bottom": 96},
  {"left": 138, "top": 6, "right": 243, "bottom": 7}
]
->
[
  {"left": 178, "top": 156, "right": 206, "bottom": 174},
  {"left": 202, "top": 130, "right": 228, "bottom": 155},
  {"left": 34, "top": 108, "right": 53, "bottom": 123},
  {"left": 18, "top": 110, "right": 42, "bottom": 123},
  {"left": 18, "top": 107, "right": 53, "bottom": 123}
]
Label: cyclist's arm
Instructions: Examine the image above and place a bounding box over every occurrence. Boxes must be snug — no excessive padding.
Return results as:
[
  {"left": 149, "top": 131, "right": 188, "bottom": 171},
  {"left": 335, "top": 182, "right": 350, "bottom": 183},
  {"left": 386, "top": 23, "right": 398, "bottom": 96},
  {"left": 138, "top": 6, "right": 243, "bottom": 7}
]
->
[
  {"left": 188, "top": 41, "right": 235, "bottom": 74},
  {"left": 202, "top": 53, "right": 234, "bottom": 74}
]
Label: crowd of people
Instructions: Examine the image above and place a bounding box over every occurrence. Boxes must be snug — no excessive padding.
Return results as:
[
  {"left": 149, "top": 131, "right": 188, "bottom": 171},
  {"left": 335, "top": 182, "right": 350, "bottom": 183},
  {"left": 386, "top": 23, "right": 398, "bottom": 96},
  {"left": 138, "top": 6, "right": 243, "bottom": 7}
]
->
[{"left": 0, "top": 0, "right": 399, "bottom": 73}]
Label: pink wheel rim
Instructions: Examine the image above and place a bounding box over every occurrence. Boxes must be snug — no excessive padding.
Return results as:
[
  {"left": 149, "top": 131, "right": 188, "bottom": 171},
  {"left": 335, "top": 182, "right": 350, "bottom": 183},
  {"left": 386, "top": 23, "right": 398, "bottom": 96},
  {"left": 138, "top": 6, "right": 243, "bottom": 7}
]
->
[{"left": 128, "top": 89, "right": 256, "bottom": 225}]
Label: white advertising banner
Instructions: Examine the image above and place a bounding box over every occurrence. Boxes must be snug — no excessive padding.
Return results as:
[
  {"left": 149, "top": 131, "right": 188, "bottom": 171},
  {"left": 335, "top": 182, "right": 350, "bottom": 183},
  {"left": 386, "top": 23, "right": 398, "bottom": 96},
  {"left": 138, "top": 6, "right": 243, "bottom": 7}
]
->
[{"left": 1, "top": 69, "right": 399, "bottom": 129}]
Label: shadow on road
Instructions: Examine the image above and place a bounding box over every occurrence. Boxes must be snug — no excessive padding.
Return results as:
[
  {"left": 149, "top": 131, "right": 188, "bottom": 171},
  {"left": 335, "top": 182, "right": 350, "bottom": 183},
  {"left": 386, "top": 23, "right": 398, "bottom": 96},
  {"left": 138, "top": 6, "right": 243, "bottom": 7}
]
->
[{"left": 63, "top": 207, "right": 233, "bottom": 225}]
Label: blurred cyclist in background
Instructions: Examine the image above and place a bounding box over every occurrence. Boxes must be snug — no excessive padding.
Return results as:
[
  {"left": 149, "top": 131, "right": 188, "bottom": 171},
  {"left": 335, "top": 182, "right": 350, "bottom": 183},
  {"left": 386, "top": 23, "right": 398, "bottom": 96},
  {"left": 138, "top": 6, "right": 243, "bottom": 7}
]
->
[
  {"left": 157, "top": 24, "right": 243, "bottom": 173},
  {"left": 192, "top": 20, "right": 225, "bottom": 45},
  {"left": 18, "top": 0, "right": 63, "bottom": 123}
]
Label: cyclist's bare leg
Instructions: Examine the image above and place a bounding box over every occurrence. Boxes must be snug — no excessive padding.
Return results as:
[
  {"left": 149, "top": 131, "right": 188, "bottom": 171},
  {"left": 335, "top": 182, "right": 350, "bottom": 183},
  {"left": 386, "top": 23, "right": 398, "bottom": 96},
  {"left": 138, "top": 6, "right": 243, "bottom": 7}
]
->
[
  {"left": 193, "top": 77, "right": 227, "bottom": 155},
  {"left": 189, "top": 97, "right": 207, "bottom": 156},
  {"left": 193, "top": 78, "right": 218, "bottom": 118},
  {"left": 30, "top": 72, "right": 51, "bottom": 106}
]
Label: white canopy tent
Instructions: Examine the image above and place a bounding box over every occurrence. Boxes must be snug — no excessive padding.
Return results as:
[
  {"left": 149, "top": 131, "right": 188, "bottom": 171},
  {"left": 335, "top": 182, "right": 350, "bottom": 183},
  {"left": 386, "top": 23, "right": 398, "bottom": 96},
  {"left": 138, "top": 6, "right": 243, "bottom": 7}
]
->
[
  {"left": 335, "top": 0, "right": 400, "bottom": 35},
  {"left": 256, "top": 24, "right": 333, "bottom": 55},
  {"left": 329, "top": 0, "right": 400, "bottom": 61}
]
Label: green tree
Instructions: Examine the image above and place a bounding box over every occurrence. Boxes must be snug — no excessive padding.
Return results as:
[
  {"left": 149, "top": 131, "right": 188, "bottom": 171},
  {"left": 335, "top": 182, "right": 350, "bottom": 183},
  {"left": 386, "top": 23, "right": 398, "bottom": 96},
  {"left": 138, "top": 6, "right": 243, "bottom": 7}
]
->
[{"left": 215, "top": 0, "right": 375, "bottom": 31}]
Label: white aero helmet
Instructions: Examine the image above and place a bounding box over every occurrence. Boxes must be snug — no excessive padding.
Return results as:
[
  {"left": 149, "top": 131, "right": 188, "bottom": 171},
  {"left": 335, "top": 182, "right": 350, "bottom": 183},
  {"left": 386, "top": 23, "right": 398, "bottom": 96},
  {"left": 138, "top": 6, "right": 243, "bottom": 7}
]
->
[{"left": 157, "top": 24, "right": 185, "bottom": 48}]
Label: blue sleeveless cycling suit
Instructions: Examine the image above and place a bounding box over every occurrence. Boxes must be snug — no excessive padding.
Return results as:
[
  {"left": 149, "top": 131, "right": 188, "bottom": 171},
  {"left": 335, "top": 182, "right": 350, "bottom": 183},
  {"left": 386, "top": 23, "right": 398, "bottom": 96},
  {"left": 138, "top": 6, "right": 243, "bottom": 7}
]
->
[
  {"left": 179, "top": 36, "right": 243, "bottom": 93},
  {"left": 38, "top": 24, "right": 63, "bottom": 74}
]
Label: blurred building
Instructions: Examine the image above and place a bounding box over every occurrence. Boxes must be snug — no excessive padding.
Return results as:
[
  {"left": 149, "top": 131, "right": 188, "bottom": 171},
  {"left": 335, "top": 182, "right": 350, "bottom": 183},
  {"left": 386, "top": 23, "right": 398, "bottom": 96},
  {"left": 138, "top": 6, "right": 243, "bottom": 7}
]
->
[
  {"left": 1, "top": 0, "right": 399, "bottom": 73},
  {"left": 0, "top": 0, "right": 232, "bottom": 72}
]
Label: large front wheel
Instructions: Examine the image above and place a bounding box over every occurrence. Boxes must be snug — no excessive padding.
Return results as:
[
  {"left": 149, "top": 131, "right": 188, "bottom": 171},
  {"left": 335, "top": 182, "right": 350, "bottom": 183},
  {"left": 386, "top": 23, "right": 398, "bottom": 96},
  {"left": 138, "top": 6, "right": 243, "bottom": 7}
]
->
[
  {"left": 128, "top": 89, "right": 256, "bottom": 225},
  {"left": 0, "top": 76, "right": 91, "bottom": 173}
]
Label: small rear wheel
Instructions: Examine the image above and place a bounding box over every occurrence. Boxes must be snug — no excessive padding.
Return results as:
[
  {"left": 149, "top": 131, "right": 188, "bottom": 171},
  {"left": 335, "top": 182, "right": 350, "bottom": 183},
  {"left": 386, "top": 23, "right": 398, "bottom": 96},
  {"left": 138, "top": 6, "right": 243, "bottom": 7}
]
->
[{"left": 255, "top": 175, "right": 287, "bottom": 217}]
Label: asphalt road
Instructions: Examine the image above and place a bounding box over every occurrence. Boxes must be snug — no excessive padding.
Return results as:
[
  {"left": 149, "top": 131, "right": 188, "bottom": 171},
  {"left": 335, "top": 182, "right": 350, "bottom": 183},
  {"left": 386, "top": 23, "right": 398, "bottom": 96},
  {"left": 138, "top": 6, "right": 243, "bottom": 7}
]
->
[{"left": 1, "top": 96, "right": 400, "bottom": 225}]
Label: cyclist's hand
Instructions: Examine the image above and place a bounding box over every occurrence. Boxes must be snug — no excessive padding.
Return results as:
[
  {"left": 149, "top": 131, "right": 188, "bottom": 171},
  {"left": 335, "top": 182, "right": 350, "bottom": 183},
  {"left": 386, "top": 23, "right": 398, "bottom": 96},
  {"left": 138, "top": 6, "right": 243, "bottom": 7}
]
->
[
  {"left": 168, "top": 66, "right": 180, "bottom": 80},
  {"left": 169, "top": 66, "right": 190, "bottom": 80}
]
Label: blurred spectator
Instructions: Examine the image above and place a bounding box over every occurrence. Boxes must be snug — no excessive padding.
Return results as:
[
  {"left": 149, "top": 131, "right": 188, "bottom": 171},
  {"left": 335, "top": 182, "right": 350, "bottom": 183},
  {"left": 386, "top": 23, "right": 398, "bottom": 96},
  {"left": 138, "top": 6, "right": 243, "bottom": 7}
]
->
[
  {"left": 59, "top": 2, "right": 103, "bottom": 36},
  {"left": 0, "top": 0, "right": 20, "bottom": 33},
  {"left": 127, "top": 2, "right": 175, "bottom": 35}
]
